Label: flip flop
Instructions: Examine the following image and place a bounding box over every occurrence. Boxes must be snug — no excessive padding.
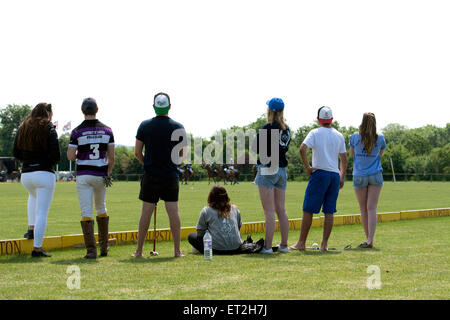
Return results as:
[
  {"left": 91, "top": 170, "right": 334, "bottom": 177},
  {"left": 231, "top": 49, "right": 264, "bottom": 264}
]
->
[
  {"left": 358, "top": 242, "right": 373, "bottom": 248},
  {"left": 307, "top": 247, "right": 337, "bottom": 251},
  {"left": 289, "top": 245, "right": 305, "bottom": 251},
  {"left": 289, "top": 246, "right": 338, "bottom": 251},
  {"left": 131, "top": 252, "right": 143, "bottom": 258}
]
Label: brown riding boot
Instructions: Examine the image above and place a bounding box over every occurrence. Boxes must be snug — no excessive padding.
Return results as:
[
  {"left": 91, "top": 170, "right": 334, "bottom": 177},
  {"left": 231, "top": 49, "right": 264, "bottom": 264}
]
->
[
  {"left": 80, "top": 220, "right": 97, "bottom": 259},
  {"left": 96, "top": 215, "right": 109, "bottom": 257}
]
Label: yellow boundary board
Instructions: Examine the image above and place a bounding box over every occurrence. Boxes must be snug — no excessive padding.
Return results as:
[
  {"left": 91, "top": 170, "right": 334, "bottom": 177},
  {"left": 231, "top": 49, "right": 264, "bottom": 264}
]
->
[{"left": 1, "top": 208, "right": 449, "bottom": 256}]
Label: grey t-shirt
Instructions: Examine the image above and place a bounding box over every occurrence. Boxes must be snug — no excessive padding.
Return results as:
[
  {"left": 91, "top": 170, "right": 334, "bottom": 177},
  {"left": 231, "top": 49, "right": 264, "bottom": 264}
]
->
[{"left": 196, "top": 205, "right": 243, "bottom": 251}]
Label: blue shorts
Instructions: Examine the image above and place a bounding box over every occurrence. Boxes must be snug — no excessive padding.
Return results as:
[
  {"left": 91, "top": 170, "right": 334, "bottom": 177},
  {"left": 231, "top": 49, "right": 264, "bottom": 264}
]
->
[
  {"left": 353, "top": 172, "right": 383, "bottom": 189},
  {"left": 254, "top": 166, "right": 287, "bottom": 190},
  {"left": 303, "top": 169, "right": 340, "bottom": 214}
]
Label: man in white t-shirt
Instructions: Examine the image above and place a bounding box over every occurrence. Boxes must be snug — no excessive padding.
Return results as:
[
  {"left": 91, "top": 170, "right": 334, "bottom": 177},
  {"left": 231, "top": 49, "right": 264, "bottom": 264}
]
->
[{"left": 290, "top": 106, "right": 348, "bottom": 251}]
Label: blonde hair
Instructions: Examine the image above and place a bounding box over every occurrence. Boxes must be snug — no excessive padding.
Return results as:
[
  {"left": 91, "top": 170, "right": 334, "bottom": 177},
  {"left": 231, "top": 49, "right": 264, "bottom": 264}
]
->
[
  {"left": 359, "top": 112, "right": 378, "bottom": 155},
  {"left": 267, "top": 108, "right": 287, "bottom": 130}
]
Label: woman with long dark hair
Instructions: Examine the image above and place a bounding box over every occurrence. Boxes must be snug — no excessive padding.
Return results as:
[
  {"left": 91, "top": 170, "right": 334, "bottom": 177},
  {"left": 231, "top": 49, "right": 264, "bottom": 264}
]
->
[
  {"left": 188, "top": 185, "right": 243, "bottom": 254},
  {"left": 13, "top": 103, "right": 60, "bottom": 257},
  {"left": 349, "top": 112, "right": 386, "bottom": 248}
]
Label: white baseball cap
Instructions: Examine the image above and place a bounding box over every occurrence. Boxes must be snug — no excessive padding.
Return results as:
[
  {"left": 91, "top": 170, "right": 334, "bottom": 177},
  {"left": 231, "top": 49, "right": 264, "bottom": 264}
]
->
[
  {"left": 318, "top": 106, "right": 333, "bottom": 124},
  {"left": 153, "top": 93, "right": 171, "bottom": 115}
]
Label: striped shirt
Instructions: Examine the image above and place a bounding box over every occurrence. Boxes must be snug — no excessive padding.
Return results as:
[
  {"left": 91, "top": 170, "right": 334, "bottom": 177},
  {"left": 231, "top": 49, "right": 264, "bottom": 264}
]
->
[{"left": 69, "top": 119, "right": 114, "bottom": 176}]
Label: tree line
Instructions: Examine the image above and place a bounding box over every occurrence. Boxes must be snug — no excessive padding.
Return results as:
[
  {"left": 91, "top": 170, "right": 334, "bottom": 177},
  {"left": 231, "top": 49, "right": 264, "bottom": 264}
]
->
[{"left": 1, "top": 104, "right": 449, "bottom": 180}]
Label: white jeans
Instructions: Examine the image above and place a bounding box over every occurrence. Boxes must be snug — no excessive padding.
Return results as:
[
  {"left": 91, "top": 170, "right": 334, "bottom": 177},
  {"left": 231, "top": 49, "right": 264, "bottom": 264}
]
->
[
  {"left": 21, "top": 171, "right": 56, "bottom": 248},
  {"left": 76, "top": 175, "right": 107, "bottom": 218}
]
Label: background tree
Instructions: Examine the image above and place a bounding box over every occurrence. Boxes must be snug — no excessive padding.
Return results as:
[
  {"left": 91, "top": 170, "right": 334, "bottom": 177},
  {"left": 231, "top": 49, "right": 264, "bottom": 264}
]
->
[
  {"left": 401, "top": 131, "right": 432, "bottom": 156},
  {"left": 0, "top": 104, "right": 32, "bottom": 156},
  {"left": 112, "top": 146, "right": 142, "bottom": 177},
  {"left": 58, "top": 133, "right": 71, "bottom": 171},
  {"left": 381, "top": 143, "right": 410, "bottom": 174},
  {"left": 382, "top": 123, "right": 408, "bottom": 145},
  {"left": 3, "top": 103, "right": 447, "bottom": 180},
  {"left": 429, "top": 145, "right": 450, "bottom": 174}
]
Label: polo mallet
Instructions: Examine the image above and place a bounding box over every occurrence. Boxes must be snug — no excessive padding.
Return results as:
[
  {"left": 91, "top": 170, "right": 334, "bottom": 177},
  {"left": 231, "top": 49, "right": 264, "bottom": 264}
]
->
[{"left": 150, "top": 205, "right": 159, "bottom": 256}]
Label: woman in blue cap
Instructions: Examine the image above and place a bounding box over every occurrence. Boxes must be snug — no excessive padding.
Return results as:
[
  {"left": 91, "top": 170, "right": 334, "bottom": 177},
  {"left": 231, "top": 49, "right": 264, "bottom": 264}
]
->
[{"left": 253, "top": 98, "right": 291, "bottom": 253}]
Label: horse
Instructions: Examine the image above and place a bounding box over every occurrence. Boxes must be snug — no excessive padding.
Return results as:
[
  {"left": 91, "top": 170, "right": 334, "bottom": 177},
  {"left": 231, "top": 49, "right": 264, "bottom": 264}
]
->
[
  {"left": 181, "top": 164, "right": 195, "bottom": 185},
  {"left": 10, "top": 171, "right": 21, "bottom": 182},
  {"left": 201, "top": 162, "right": 217, "bottom": 184},
  {"left": 227, "top": 168, "right": 240, "bottom": 185},
  {"left": 214, "top": 165, "right": 229, "bottom": 185}
]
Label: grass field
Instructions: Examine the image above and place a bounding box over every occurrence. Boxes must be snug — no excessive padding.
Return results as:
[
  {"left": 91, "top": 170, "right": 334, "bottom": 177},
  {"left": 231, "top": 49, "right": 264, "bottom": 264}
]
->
[
  {"left": 0, "top": 181, "right": 449, "bottom": 299},
  {"left": 0, "top": 217, "right": 449, "bottom": 299},
  {"left": 1, "top": 181, "right": 450, "bottom": 239}
]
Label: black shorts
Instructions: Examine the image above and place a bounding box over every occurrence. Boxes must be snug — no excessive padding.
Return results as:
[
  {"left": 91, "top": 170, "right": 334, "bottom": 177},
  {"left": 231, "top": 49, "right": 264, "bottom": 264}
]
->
[{"left": 139, "top": 174, "right": 179, "bottom": 203}]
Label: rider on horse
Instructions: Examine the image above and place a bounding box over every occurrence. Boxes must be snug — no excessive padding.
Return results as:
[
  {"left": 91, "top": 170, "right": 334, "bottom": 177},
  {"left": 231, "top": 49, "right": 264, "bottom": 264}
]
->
[
  {"left": 177, "top": 164, "right": 184, "bottom": 179},
  {"left": 186, "top": 163, "right": 193, "bottom": 174}
]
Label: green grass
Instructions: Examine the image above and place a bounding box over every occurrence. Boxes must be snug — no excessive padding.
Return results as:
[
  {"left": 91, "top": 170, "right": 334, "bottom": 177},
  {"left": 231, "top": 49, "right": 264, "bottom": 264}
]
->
[
  {"left": 0, "top": 181, "right": 449, "bottom": 239},
  {"left": 0, "top": 181, "right": 449, "bottom": 300},
  {"left": 0, "top": 217, "right": 449, "bottom": 299}
]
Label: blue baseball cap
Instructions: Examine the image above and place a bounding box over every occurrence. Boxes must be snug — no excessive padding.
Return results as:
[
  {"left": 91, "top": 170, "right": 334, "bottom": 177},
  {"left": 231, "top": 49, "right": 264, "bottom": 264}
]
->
[{"left": 266, "top": 98, "right": 284, "bottom": 112}]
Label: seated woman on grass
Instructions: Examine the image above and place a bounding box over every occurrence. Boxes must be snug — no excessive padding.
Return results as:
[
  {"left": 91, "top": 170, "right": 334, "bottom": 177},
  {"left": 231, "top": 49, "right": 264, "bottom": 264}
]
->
[{"left": 188, "top": 185, "right": 244, "bottom": 255}]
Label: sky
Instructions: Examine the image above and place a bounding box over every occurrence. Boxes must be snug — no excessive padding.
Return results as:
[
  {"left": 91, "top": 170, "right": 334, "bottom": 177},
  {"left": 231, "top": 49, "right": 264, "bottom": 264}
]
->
[{"left": 1, "top": 0, "right": 449, "bottom": 146}]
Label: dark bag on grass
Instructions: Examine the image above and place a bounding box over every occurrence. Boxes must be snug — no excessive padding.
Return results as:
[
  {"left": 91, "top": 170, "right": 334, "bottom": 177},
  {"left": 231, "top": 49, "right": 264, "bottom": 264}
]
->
[{"left": 239, "top": 235, "right": 264, "bottom": 254}]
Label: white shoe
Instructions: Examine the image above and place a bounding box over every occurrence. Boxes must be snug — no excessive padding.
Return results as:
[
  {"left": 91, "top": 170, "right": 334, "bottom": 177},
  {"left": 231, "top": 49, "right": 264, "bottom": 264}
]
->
[
  {"left": 259, "top": 247, "right": 273, "bottom": 254},
  {"left": 277, "top": 245, "right": 290, "bottom": 253}
]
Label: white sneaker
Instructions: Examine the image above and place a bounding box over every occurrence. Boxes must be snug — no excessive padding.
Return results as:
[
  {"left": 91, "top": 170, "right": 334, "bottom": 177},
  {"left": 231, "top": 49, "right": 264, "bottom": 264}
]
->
[
  {"left": 259, "top": 247, "right": 273, "bottom": 254},
  {"left": 277, "top": 245, "right": 290, "bottom": 253}
]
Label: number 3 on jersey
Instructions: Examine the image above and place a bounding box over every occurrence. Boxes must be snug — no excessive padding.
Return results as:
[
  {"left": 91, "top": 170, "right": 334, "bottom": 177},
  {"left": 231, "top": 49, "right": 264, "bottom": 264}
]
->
[{"left": 90, "top": 144, "right": 100, "bottom": 160}]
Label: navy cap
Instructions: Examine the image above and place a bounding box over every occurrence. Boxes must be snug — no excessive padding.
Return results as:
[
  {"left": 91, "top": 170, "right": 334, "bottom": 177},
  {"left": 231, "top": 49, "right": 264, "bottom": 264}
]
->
[
  {"left": 266, "top": 98, "right": 284, "bottom": 112},
  {"left": 81, "top": 97, "right": 98, "bottom": 114}
]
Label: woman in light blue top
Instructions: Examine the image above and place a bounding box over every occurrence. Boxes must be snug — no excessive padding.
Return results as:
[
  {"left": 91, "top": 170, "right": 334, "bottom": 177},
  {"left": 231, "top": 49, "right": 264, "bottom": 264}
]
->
[{"left": 349, "top": 113, "right": 386, "bottom": 248}]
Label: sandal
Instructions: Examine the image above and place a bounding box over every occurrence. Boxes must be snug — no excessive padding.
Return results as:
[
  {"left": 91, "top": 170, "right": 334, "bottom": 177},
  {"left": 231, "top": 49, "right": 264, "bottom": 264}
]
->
[
  {"left": 289, "top": 245, "right": 305, "bottom": 251},
  {"left": 131, "top": 252, "right": 143, "bottom": 258},
  {"left": 358, "top": 242, "right": 373, "bottom": 248}
]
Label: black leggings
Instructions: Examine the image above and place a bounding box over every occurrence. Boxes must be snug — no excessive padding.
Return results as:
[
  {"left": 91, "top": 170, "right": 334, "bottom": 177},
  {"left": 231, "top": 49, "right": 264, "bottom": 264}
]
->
[{"left": 188, "top": 233, "right": 242, "bottom": 255}]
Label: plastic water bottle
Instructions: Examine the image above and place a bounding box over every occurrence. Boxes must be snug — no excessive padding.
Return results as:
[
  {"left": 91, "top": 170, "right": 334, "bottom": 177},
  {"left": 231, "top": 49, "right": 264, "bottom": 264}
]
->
[{"left": 203, "top": 230, "right": 213, "bottom": 260}]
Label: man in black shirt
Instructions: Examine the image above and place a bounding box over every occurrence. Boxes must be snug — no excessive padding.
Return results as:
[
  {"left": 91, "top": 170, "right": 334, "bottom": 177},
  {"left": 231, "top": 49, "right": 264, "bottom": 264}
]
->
[{"left": 132, "top": 92, "right": 187, "bottom": 258}]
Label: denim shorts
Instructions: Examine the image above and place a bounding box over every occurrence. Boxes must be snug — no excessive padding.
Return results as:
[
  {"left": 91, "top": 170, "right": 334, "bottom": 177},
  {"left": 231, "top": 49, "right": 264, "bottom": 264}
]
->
[
  {"left": 303, "top": 169, "right": 340, "bottom": 214},
  {"left": 353, "top": 171, "right": 383, "bottom": 189},
  {"left": 254, "top": 166, "right": 287, "bottom": 190}
]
